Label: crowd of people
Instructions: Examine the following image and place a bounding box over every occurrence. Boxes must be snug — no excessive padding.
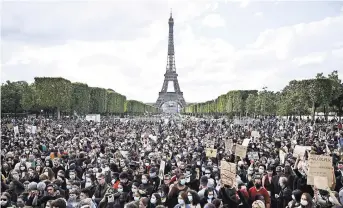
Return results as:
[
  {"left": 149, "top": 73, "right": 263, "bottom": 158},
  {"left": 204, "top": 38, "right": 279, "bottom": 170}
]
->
[{"left": 1, "top": 115, "right": 343, "bottom": 208}]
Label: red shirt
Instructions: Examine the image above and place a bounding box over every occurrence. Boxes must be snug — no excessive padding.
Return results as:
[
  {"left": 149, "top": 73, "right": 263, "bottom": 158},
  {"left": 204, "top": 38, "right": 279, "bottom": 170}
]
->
[{"left": 248, "top": 186, "right": 270, "bottom": 205}]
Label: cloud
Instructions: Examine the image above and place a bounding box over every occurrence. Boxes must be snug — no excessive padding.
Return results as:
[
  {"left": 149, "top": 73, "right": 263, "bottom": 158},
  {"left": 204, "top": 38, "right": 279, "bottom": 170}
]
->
[
  {"left": 239, "top": 0, "right": 249, "bottom": 8},
  {"left": 255, "top": 12, "right": 263, "bottom": 17},
  {"left": 292, "top": 52, "right": 327, "bottom": 67},
  {"left": 1, "top": 1, "right": 343, "bottom": 103},
  {"left": 202, "top": 14, "right": 226, "bottom": 28}
]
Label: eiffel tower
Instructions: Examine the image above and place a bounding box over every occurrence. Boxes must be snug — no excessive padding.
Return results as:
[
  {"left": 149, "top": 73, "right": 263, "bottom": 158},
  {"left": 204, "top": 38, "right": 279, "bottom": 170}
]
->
[{"left": 155, "top": 11, "right": 186, "bottom": 110}]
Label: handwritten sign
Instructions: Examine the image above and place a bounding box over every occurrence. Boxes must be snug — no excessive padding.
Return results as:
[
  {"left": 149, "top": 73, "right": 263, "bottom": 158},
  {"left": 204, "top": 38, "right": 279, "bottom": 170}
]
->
[
  {"left": 251, "top": 131, "right": 260, "bottom": 138},
  {"left": 242, "top": 139, "right": 251, "bottom": 146},
  {"left": 307, "top": 154, "right": 333, "bottom": 186},
  {"left": 225, "top": 139, "right": 233, "bottom": 153},
  {"left": 235, "top": 145, "right": 247, "bottom": 158},
  {"left": 220, "top": 161, "right": 236, "bottom": 186},
  {"left": 293, "top": 145, "right": 311, "bottom": 157},
  {"left": 279, "top": 150, "right": 286, "bottom": 164},
  {"left": 206, "top": 148, "right": 217, "bottom": 158},
  {"left": 313, "top": 176, "right": 329, "bottom": 190},
  {"left": 14, "top": 126, "right": 19, "bottom": 135},
  {"left": 159, "top": 161, "right": 166, "bottom": 180},
  {"left": 7, "top": 123, "right": 13, "bottom": 130},
  {"left": 248, "top": 152, "right": 259, "bottom": 160}
]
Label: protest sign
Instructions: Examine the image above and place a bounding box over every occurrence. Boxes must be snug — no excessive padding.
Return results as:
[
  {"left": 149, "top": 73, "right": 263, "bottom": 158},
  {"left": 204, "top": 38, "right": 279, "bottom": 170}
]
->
[
  {"left": 220, "top": 160, "right": 236, "bottom": 186},
  {"left": 251, "top": 131, "right": 260, "bottom": 138},
  {"left": 242, "top": 139, "right": 251, "bottom": 146},
  {"left": 159, "top": 160, "right": 166, "bottom": 180},
  {"left": 206, "top": 148, "right": 217, "bottom": 158},
  {"left": 307, "top": 154, "right": 333, "bottom": 186},
  {"left": 235, "top": 145, "right": 247, "bottom": 158},
  {"left": 293, "top": 145, "right": 311, "bottom": 157},
  {"left": 14, "top": 126, "right": 19, "bottom": 135},
  {"left": 225, "top": 139, "right": 233, "bottom": 153}
]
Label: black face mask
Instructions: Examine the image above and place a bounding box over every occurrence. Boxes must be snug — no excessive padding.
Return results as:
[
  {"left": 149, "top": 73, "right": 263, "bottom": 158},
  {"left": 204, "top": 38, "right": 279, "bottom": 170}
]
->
[{"left": 255, "top": 183, "right": 262, "bottom": 189}]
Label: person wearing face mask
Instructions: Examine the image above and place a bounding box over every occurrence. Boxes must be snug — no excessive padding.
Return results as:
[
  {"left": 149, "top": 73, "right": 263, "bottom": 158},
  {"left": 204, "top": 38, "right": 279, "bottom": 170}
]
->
[
  {"left": 299, "top": 193, "right": 314, "bottom": 208},
  {"left": 157, "top": 185, "right": 169, "bottom": 205},
  {"left": 248, "top": 177, "right": 270, "bottom": 208},
  {"left": 139, "top": 174, "right": 153, "bottom": 197},
  {"left": 201, "top": 188, "right": 217, "bottom": 207},
  {"left": 149, "top": 167, "right": 161, "bottom": 193},
  {"left": 7, "top": 170, "right": 25, "bottom": 203},
  {"left": 168, "top": 175, "right": 189, "bottom": 208},
  {"left": 148, "top": 193, "right": 162, "bottom": 208},
  {"left": 174, "top": 191, "right": 191, "bottom": 208},
  {"left": 186, "top": 190, "right": 201, "bottom": 208},
  {"left": 0, "top": 192, "right": 13, "bottom": 208},
  {"left": 287, "top": 189, "right": 302, "bottom": 208},
  {"left": 198, "top": 176, "right": 209, "bottom": 200},
  {"left": 118, "top": 172, "right": 132, "bottom": 193},
  {"left": 66, "top": 189, "right": 80, "bottom": 208}
]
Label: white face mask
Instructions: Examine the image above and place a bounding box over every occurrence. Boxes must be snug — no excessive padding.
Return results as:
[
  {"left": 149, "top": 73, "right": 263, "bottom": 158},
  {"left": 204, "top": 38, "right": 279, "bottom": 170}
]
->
[
  {"left": 188, "top": 196, "right": 193, "bottom": 202},
  {"left": 118, "top": 188, "right": 123, "bottom": 193},
  {"left": 150, "top": 197, "right": 156, "bottom": 204},
  {"left": 292, "top": 195, "right": 295, "bottom": 200},
  {"left": 178, "top": 199, "right": 184, "bottom": 205},
  {"left": 258, "top": 168, "right": 264, "bottom": 173},
  {"left": 134, "top": 197, "right": 140, "bottom": 201},
  {"left": 0, "top": 201, "right": 7, "bottom": 206},
  {"left": 300, "top": 200, "right": 308, "bottom": 206},
  {"left": 85, "top": 182, "right": 92, "bottom": 188}
]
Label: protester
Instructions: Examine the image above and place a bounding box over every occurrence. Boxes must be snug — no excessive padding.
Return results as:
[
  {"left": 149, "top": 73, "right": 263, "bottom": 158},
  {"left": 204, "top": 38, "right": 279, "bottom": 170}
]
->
[{"left": 1, "top": 115, "right": 342, "bottom": 208}]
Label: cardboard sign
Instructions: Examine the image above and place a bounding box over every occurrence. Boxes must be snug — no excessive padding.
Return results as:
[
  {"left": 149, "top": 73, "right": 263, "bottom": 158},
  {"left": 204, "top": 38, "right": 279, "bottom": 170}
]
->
[
  {"left": 86, "top": 114, "right": 101, "bottom": 122},
  {"left": 307, "top": 154, "right": 333, "bottom": 186},
  {"left": 14, "top": 126, "right": 19, "bottom": 135},
  {"left": 313, "top": 176, "right": 329, "bottom": 190},
  {"left": 225, "top": 139, "right": 233, "bottom": 153},
  {"left": 7, "top": 123, "right": 13, "bottom": 130},
  {"left": 248, "top": 152, "right": 259, "bottom": 160},
  {"left": 279, "top": 150, "right": 286, "bottom": 164},
  {"left": 242, "top": 139, "right": 251, "bottom": 146},
  {"left": 235, "top": 145, "right": 247, "bottom": 158},
  {"left": 251, "top": 131, "right": 260, "bottom": 138},
  {"left": 220, "top": 161, "right": 236, "bottom": 186},
  {"left": 31, "top": 126, "right": 36, "bottom": 134},
  {"left": 159, "top": 161, "right": 166, "bottom": 180},
  {"left": 293, "top": 145, "right": 311, "bottom": 157},
  {"left": 206, "top": 148, "right": 217, "bottom": 158}
]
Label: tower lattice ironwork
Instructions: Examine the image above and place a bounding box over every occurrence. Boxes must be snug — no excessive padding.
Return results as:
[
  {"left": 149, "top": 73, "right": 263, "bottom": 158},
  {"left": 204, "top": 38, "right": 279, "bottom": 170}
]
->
[{"left": 155, "top": 11, "right": 186, "bottom": 109}]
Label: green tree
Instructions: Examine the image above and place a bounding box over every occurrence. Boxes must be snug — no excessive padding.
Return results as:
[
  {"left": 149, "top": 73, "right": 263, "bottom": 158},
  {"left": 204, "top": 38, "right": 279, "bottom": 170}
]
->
[
  {"left": 1, "top": 81, "right": 28, "bottom": 115},
  {"left": 71, "top": 83, "right": 90, "bottom": 115},
  {"left": 245, "top": 94, "right": 256, "bottom": 116},
  {"left": 89, "top": 87, "right": 108, "bottom": 114},
  {"left": 35, "top": 77, "right": 72, "bottom": 119},
  {"left": 21, "top": 83, "right": 40, "bottom": 112}
]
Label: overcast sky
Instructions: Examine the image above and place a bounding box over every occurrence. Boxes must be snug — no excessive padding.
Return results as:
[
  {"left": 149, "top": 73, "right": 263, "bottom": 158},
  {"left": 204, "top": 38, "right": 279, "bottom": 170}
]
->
[{"left": 1, "top": 0, "right": 343, "bottom": 103}]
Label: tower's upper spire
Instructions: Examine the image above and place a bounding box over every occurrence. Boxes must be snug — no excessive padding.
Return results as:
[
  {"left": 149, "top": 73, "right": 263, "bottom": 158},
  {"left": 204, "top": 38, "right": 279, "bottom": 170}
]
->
[
  {"left": 169, "top": 8, "right": 174, "bottom": 24},
  {"left": 167, "top": 9, "right": 175, "bottom": 70}
]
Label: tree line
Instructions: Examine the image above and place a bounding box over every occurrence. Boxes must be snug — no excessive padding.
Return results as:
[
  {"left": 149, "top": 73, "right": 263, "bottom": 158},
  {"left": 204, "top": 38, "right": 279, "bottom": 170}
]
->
[
  {"left": 1, "top": 77, "right": 158, "bottom": 118},
  {"left": 184, "top": 71, "right": 343, "bottom": 120}
]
